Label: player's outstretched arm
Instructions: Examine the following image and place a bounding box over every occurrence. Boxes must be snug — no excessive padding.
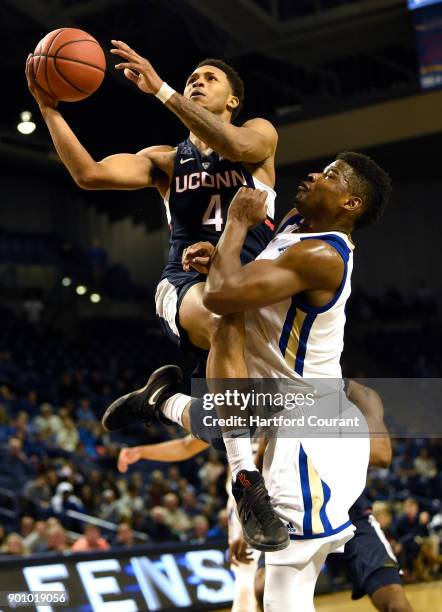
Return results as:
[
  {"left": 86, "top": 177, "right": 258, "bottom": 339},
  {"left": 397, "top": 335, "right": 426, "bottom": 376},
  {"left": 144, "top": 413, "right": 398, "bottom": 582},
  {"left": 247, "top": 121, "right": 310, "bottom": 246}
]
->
[
  {"left": 203, "top": 187, "right": 343, "bottom": 314},
  {"left": 118, "top": 437, "right": 209, "bottom": 473},
  {"left": 25, "top": 55, "right": 170, "bottom": 191},
  {"left": 110, "top": 40, "right": 278, "bottom": 163}
]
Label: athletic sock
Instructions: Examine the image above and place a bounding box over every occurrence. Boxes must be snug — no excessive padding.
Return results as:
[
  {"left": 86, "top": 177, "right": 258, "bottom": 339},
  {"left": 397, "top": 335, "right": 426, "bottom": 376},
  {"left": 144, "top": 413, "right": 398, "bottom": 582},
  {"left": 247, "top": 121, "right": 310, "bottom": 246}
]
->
[
  {"left": 223, "top": 434, "right": 258, "bottom": 480},
  {"left": 160, "top": 393, "right": 190, "bottom": 427}
]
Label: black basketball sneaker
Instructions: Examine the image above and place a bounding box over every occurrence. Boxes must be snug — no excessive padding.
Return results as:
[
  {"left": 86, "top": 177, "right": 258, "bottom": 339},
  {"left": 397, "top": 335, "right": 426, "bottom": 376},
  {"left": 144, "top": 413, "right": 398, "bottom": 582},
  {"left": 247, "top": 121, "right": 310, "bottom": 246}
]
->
[
  {"left": 102, "top": 364, "right": 183, "bottom": 431},
  {"left": 232, "top": 469, "right": 289, "bottom": 552}
]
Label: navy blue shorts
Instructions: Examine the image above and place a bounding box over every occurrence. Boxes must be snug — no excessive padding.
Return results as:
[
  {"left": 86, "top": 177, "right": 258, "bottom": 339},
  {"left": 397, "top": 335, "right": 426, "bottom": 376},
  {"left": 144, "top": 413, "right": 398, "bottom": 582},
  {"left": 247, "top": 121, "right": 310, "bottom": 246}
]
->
[
  {"left": 342, "top": 514, "right": 402, "bottom": 600},
  {"left": 155, "top": 269, "right": 206, "bottom": 349}
]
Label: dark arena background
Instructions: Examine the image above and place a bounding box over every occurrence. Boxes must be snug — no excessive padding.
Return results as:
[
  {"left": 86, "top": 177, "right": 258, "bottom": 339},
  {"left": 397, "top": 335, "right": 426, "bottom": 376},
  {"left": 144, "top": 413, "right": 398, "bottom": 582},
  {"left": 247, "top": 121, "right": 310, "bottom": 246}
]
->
[{"left": 0, "top": 1, "right": 441, "bottom": 610}]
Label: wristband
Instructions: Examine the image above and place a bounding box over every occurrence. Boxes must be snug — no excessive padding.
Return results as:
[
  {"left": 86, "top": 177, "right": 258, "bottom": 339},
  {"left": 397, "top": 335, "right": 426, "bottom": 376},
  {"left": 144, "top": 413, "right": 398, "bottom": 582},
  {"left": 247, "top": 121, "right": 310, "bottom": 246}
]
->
[{"left": 155, "top": 82, "right": 176, "bottom": 104}]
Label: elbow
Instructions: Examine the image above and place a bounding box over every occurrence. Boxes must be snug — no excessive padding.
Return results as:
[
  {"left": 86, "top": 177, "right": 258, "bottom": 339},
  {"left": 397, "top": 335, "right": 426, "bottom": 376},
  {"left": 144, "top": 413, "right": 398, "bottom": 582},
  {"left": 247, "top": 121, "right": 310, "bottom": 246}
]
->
[
  {"left": 369, "top": 441, "right": 392, "bottom": 468},
  {"left": 74, "top": 168, "right": 100, "bottom": 190},
  {"left": 202, "top": 288, "right": 233, "bottom": 315}
]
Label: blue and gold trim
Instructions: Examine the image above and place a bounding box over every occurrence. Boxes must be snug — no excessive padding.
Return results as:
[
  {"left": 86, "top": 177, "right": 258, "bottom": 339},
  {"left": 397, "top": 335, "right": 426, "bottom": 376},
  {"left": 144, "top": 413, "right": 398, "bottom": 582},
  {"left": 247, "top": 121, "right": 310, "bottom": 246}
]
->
[
  {"left": 299, "top": 444, "right": 335, "bottom": 537},
  {"left": 279, "top": 298, "right": 316, "bottom": 376}
]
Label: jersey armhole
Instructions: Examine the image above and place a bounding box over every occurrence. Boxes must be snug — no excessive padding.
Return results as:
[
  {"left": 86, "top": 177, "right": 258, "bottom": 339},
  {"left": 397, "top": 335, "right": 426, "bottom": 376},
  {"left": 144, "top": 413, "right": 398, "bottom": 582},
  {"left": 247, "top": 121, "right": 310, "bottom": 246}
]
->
[{"left": 295, "top": 234, "right": 351, "bottom": 314}]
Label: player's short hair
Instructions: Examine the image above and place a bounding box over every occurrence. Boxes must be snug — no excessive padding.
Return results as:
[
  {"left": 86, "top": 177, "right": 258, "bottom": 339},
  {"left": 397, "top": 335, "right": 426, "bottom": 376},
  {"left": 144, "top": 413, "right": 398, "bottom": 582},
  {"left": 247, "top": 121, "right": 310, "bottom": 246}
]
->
[
  {"left": 337, "top": 151, "right": 392, "bottom": 230},
  {"left": 196, "top": 58, "right": 244, "bottom": 120}
]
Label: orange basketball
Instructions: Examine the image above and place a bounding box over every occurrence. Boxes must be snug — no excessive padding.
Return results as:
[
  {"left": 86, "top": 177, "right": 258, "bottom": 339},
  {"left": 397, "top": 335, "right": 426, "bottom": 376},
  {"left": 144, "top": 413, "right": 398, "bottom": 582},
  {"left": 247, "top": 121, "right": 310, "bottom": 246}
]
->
[{"left": 32, "top": 28, "right": 106, "bottom": 102}]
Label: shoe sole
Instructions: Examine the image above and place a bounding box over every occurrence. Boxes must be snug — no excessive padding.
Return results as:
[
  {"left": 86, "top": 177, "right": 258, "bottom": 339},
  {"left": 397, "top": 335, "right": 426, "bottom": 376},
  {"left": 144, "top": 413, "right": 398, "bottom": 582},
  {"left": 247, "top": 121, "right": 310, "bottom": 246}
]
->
[
  {"left": 102, "top": 365, "right": 182, "bottom": 431},
  {"left": 242, "top": 530, "right": 290, "bottom": 552}
]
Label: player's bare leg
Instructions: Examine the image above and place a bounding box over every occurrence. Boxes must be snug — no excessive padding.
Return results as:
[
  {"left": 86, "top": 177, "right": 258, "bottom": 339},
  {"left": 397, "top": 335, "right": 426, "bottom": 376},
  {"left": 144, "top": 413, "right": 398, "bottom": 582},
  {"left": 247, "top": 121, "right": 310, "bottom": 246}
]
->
[
  {"left": 370, "top": 584, "right": 414, "bottom": 612},
  {"left": 206, "top": 313, "right": 288, "bottom": 551},
  {"left": 178, "top": 282, "right": 220, "bottom": 350}
]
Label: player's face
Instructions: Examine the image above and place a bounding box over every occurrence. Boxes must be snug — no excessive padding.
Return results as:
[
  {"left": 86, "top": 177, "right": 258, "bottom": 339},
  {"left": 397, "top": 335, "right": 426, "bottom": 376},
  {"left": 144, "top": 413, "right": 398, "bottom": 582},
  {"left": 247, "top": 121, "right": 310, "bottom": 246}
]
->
[
  {"left": 294, "top": 160, "right": 356, "bottom": 217},
  {"left": 184, "top": 65, "right": 236, "bottom": 116}
]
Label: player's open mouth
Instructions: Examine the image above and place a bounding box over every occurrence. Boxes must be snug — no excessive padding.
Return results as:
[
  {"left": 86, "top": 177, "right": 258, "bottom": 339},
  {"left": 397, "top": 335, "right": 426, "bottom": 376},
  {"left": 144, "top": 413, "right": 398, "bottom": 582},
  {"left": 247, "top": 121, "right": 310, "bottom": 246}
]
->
[
  {"left": 190, "top": 91, "right": 206, "bottom": 98},
  {"left": 298, "top": 181, "right": 309, "bottom": 192}
]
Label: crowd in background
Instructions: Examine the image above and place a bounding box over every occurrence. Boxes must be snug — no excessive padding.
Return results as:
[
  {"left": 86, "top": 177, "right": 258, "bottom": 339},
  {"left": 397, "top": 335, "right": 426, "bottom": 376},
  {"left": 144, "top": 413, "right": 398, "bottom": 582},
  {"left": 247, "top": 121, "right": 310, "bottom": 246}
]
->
[{"left": 0, "top": 299, "right": 441, "bottom": 586}]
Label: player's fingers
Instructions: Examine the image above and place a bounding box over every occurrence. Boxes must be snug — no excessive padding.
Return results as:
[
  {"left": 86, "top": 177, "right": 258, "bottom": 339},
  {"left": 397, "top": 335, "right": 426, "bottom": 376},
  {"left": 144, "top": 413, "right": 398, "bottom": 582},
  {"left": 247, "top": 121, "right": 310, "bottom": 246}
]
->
[
  {"left": 123, "top": 68, "right": 139, "bottom": 83},
  {"left": 110, "top": 48, "right": 134, "bottom": 60},
  {"left": 111, "top": 39, "right": 132, "bottom": 51},
  {"left": 191, "top": 257, "right": 210, "bottom": 266},
  {"left": 229, "top": 548, "right": 239, "bottom": 566},
  {"left": 115, "top": 62, "right": 139, "bottom": 71},
  {"left": 258, "top": 189, "right": 268, "bottom": 203},
  {"left": 117, "top": 454, "right": 127, "bottom": 473}
]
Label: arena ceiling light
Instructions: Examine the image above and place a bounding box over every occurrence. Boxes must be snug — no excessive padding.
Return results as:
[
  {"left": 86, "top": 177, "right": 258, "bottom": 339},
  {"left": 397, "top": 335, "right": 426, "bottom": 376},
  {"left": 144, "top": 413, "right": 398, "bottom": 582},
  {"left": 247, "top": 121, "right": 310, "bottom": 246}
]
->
[
  {"left": 17, "top": 111, "right": 36, "bottom": 135},
  {"left": 62, "top": 277, "right": 72, "bottom": 287},
  {"left": 90, "top": 293, "right": 101, "bottom": 304},
  {"left": 76, "top": 285, "right": 87, "bottom": 296}
]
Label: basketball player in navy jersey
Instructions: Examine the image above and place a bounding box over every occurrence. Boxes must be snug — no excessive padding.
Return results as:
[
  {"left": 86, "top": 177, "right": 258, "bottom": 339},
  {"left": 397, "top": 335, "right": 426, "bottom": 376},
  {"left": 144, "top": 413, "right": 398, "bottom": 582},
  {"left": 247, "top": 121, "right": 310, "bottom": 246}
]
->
[
  {"left": 25, "top": 42, "right": 277, "bottom": 354},
  {"left": 25, "top": 44, "right": 284, "bottom": 550}
]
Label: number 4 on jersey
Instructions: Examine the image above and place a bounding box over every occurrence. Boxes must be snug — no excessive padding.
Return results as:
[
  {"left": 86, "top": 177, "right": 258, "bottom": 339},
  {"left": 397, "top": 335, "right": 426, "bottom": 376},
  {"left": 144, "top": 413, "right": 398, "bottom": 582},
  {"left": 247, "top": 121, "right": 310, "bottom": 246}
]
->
[{"left": 202, "top": 194, "right": 224, "bottom": 232}]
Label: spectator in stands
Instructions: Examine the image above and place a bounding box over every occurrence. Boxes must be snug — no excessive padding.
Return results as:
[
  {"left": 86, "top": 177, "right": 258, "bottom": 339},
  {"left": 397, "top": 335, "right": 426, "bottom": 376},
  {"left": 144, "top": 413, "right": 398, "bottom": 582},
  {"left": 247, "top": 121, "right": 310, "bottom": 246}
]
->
[
  {"left": 71, "top": 524, "right": 109, "bottom": 552},
  {"left": 189, "top": 515, "right": 209, "bottom": 544},
  {"left": 167, "top": 465, "right": 182, "bottom": 492},
  {"left": 24, "top": 520, "right": 48, "bottom": 553},
  {"left": 208, "top": 509, "right": 229, "bottom": 541},
  {"left": 44, "top": 525, "right": 69, "bottom": 553},
  {"left": 33, "top": 404, "right": 62, "bottom": 437},
  {"left": 146, "top": 470, "right": 169, "bottom": 506},
  {"left": 113, "top": 523, "right": 136, "bottom": 549},
  {"left": 19, "top": 516, "right": 35, "bottom": 541},
  {"left": 0, "top": 533, "right": 29, "bottom": 556},
  {"left": 77, "top": 398, "right": 96, "bottom": 424},
  {"left": 198, "top": 451, "right": 225, "bottom": 487},
  {"left": 0, "top": 437, "right": 32, "bottom": 487},
  {"left": 147, "top": 507, "right": 178, "bottom": 543},
  {"left": 181, "top": 489, "right": 202, "bottom": 518},
  {"left": 79, "top": 485, "right": 97, "bottom": 515},
  {"left": 414, "top": 447, "right": 437, "bottom": 480},
  {"left": 55, "top": 413, "right": 79, "bottom": 453},
  {"left": 99, "top": 489, "right": 123, "bottom": 524},
  {"left": 11, "top": 411, "right": 31, "bottom": 439},
  {"left": 162, "top": 493, "right": 191, "bottom": 536},
  {"left": 118, "top": 484, "right": 144, "bottom": 520},
  {"left": 18, "top": 389, "right": 39, "bottom": 418},
  {"left": 51, "top": 482, "right": 83, "bottom": 515},
  {"left": 393, "top": 498, "right": 429, "bottom": 580}
]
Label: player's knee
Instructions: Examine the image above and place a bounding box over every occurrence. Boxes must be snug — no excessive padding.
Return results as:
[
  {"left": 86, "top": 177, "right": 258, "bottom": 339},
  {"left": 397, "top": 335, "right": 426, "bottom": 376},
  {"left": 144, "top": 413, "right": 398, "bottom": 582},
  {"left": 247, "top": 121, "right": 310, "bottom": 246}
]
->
[{"left": 372, "top": 586, "right": 413, "bottom": 612}]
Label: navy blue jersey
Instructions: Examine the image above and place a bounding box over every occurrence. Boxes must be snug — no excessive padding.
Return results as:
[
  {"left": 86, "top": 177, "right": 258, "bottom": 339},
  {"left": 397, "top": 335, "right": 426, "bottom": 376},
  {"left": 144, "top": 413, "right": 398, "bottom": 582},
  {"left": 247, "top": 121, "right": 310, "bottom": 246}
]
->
[{"left": 160, "top": 138, "right": 275, "bottom": 285}]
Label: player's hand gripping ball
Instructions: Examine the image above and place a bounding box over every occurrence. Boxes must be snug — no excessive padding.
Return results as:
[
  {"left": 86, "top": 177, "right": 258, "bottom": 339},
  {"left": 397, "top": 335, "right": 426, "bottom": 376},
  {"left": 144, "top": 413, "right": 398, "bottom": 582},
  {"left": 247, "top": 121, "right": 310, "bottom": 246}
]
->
[{"left": 28, "top": 28, "right": 106, "bottom": 102}]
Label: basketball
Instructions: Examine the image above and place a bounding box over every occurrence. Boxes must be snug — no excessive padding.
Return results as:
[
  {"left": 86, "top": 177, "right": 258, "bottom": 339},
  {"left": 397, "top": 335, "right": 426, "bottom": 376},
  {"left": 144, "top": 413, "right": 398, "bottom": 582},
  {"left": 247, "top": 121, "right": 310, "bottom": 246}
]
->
[{"left": 31, "top": 28, "right": 106, "bottom": 102}]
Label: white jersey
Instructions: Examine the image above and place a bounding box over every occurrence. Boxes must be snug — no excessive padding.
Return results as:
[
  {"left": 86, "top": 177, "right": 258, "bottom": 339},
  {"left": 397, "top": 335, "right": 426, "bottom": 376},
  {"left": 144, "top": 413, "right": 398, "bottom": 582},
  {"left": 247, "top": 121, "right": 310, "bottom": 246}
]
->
[
  {"left": 245, "top": 213, "right": 354, "bottom": 380},
  {"left": 242, "top": 213, "right": 369, "bottom": 561}
]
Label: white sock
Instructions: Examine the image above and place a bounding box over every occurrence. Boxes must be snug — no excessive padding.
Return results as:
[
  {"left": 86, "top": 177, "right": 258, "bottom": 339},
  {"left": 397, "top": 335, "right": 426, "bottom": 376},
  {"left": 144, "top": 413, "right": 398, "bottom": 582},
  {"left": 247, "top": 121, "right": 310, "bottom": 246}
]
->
[
  {"left": 160, "top": 393, "right": 190, "bottom": 427},
  {"left": 223, "top": 435, "right": 257, "bottom": 480}
]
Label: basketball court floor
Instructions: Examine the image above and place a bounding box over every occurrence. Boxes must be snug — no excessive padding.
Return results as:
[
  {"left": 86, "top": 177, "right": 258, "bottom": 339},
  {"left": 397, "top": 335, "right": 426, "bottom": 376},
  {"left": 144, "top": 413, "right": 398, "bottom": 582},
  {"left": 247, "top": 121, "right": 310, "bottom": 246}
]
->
[{"left": 218, "top": 580, "right": 441, "bottom": 611}]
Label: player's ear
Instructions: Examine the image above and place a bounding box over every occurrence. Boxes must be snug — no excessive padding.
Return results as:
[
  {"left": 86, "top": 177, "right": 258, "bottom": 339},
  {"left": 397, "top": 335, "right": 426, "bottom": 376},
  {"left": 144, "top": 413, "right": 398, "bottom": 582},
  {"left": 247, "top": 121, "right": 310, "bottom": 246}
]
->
[
  {"left": 227, "top": 94, "right": 240, "bottom": 114},
  {"left": 344, "top": 195, "right": 362, "bottom": 212}
]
